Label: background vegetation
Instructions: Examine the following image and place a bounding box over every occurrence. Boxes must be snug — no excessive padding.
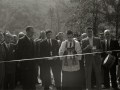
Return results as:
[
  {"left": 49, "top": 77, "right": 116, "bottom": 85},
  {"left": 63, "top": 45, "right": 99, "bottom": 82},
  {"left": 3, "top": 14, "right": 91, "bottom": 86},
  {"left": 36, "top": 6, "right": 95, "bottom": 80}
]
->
[{"left": 0, "top": 0, "right": 120, "bottom": 38}]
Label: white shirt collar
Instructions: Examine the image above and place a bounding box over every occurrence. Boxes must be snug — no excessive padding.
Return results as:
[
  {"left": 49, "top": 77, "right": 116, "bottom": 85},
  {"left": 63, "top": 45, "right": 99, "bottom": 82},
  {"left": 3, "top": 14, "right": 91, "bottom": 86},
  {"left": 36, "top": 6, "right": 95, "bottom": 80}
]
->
[
  {"left": 47, "top": 38, "right": 51, "bottom": 42},
  {"left": 105, "top": 38, "right": 111, "bottom": 42},
  {"left": 47, "top": 38, "right": 51, "bottom": 40},
  {"left": 67, "top": 39, "right": 74, "bottom": 43},
  {"left": 47, "top": 39, "right": 52, "bottom": 45}
]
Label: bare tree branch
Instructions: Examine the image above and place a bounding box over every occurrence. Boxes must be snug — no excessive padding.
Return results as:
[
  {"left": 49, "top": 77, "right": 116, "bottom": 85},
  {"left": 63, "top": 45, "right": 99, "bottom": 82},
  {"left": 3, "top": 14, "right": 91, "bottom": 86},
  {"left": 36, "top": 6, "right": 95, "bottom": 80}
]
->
[{"left": 58, "top": 0, "right": 70, "bottom": 10}]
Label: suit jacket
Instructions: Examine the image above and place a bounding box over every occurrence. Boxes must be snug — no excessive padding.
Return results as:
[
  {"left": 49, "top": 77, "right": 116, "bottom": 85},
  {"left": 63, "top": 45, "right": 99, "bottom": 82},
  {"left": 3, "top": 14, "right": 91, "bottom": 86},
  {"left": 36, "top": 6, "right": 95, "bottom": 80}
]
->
[
  {"left": 0, "top": 44, "right": 5, "bottom": 77},
  {"left": 35, "top": 39, "right": 44, "bottom": 57},
  {"left": 40, "top": 39, "right": 59, "bottom": 58},
  {"left": 101, "top": 39, "right": 119, "bottom": 65},
  {"left": 17, "top": 35, "right": 36, "bottom": 70},
  {"left": 3, "top": 42, "right": 16, "bottom": 74},
  {"left": 82, "top": 37, "right": 102, "bottom": 66}
]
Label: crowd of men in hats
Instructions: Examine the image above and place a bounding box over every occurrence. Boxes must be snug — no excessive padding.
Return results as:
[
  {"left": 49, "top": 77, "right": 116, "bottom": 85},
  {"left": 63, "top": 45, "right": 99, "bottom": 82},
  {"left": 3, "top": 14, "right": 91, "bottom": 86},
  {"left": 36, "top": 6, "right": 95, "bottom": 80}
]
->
[{"left": 0, "top": 26, "right": 120, "bottom": 90}]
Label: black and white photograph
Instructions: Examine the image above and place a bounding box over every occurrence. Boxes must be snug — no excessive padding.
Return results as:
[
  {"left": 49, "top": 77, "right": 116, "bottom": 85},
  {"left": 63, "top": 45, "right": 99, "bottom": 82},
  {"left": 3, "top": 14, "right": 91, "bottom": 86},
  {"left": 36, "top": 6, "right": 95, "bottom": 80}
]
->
[{"left": 0, "top": 0, "right": 120, "bottom": 90}]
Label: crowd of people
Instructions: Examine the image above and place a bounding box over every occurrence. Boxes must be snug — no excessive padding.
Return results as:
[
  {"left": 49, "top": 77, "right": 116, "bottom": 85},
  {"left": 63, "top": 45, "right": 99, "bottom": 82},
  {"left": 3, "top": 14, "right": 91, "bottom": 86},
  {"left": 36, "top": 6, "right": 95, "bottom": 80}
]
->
[{"left": 0, "top": 26, "right": 120, "bottom": 90}]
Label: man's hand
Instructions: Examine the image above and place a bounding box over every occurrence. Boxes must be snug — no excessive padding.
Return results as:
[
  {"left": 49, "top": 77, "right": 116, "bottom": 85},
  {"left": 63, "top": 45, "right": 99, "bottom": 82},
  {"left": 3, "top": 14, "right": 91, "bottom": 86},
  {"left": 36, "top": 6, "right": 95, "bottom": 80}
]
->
[
  {"left": 86, "top": 45, "right": 92, "bottom": 49},
  {"left": 92, "top": 49, "right": 100, "bottom": 52},
  {"left": 106, "top": 51, "right": 112, "bottom": 54},
  {"left": 53, "top": 57, "right": 58, "bottom": 60}
]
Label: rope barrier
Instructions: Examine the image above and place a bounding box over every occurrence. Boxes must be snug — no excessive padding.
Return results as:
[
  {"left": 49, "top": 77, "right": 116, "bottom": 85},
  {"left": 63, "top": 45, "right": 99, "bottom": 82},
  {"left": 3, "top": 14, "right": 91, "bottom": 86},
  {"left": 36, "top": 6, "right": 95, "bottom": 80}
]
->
[{"left": 0, "top": 50, "right": 120, "bottom": 63}]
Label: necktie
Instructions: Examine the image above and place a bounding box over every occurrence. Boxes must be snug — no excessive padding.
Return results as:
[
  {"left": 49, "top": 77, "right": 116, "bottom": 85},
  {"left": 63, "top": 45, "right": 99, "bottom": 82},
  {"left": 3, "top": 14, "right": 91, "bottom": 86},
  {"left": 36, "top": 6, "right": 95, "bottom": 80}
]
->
[
  {"left": 48, "top": 39, "right": 51, "bottom": 47},
  {"left": 48, "top": 39, "right": 52, "bottom": 56},
  {"left": 70, "top": 42, "right": 72, "bottom": 48},
  {"left": 7, "top": 44, "right": 10, "bottom": 50},
  {"left": 30, "top": 39, "right": 34, "bottom": 45},
  {"left": 107, "top": 40, "right": 109, "bottom": 51}
]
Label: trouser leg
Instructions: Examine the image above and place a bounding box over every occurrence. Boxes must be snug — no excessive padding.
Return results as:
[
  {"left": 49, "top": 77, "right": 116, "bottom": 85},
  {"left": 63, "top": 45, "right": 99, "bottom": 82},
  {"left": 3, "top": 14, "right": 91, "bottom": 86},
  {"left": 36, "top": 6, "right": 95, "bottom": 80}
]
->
[
  {"left": 110, "top": 63, "right": 117, "bottom": 88},
  {"left": 92, "top": 59, "right": 102, "bottom": 90},
  {"left": 85, "top": 61, "right": 92, "bottom": 90}
]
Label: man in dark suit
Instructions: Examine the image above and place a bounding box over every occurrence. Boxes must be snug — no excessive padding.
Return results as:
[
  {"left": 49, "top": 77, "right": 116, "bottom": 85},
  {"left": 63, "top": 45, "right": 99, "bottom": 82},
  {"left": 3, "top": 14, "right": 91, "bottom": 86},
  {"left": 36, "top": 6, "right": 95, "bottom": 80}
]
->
[
  {"left": 80, "top": 33, "right": 87, "bottom": 89},
  {"left": 101, "top": 30, "right": 119, "bottom": 90},
  {"left": 15, "top": 34, "right": 23, "bottom": 86},
  {"left": 17, "top": 26, "right": 36, "bottom": 90},
  {"left": 35, "top": 30, "right": 46, "bottom": 85},
  {"left": 40, "top": 30, "right": 61, "bottom": 90},
  {"left": 82, "top": 27, "right": 102, "bottom": 90},
  {"left": 3, "top": 32, "right": 16, "bottom": 90},
  {"left": 0, "top": 32, "right": 6, "bottom": 90}
]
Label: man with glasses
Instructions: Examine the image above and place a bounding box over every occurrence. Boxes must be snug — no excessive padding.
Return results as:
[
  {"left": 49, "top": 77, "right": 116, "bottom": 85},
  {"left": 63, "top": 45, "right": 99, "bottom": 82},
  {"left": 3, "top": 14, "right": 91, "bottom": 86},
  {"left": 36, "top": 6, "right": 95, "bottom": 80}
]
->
[{"left": 3, "top": 32, "right": 16, "bottom": 90}]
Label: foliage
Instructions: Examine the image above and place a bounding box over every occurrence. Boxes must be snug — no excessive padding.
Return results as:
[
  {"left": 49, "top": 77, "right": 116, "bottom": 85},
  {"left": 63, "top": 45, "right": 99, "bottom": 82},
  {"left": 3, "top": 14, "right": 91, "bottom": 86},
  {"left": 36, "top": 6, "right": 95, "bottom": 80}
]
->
[
  {"left": 0, "top": 0, "right": 120, "bottom": 38},
  {"left": 0, "top": 0, "right": 46, "bottom": 37}
]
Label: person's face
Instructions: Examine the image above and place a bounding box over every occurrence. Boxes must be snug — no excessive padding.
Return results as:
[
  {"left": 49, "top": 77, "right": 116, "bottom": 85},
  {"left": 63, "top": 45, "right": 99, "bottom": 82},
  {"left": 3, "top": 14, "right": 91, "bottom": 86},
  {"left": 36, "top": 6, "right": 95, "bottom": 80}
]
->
[
  {"left": 40, "top": 32, "right": 46, "bottom": 39},
  {"left": 27, "top": 28, "right": 34, "bottom": 38},
  {"left": 67, "top": 34, "right": 73, "bottom": 42},
  {"left": 46, "top": 32, "right": 52, "bottom": 39},
  {"left": 86, "top": 29, "right": 93, "bottom": 38},
  {"left": 0, "top": 33, "right": 4, "bottom": 43},
  {"left": 104, "top": 32, "right": 111, "bottom": 40},
  {"left": 99, "top": 34, "right": 104, "bottom": 40},
  {"left": 5, "top": 34, "right": 11, "bottom": 44},
  {"left": 12, "top": 36, "right": 18, "bottom": 43},
  {"left": 59, "top": 34, "right": 64, "bottom": 41},
  {"left": 81, "top": 34, "right": 87, "bottom": 39}
]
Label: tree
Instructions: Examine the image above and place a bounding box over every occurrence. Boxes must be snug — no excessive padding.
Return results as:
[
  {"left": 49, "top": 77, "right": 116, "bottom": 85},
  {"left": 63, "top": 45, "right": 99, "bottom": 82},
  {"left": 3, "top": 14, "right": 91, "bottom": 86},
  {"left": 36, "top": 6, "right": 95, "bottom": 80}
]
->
[{"left": 0, "top": 0, "right": 45, "bottom": 37}]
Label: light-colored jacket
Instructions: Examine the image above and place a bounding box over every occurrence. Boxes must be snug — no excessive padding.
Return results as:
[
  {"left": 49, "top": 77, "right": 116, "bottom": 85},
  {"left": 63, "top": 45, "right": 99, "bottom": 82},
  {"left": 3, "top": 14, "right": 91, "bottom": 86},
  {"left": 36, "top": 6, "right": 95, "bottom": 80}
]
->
[{"left": 82, "top": 37, "right": 102, "bottom": 66}]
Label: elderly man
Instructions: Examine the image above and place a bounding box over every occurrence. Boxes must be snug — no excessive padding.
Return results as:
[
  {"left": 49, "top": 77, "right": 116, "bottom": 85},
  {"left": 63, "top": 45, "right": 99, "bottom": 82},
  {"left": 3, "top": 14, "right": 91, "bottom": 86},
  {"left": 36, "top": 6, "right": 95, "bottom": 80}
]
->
[
  {"left": 35, "top": 30, "right": 46, "bottom": 85},
  {"left": 101, "top": 30, "right": 119, "bottom": 90},
  {"left": 3, "top": 32, "right": 16, "bottom": 90},
  {"left": 57, "top": 32, "right": 64, "bottom": 47},
  {"left": 0, "top": 32, "right": 6, "bottom": 90},
  {"left": 11, "top": 35, "right": 18, "bottom": 44},
  {"left": 15, "top": 32, "right": 25, "bottom": 86},
  {"left": 36, "top": 30, "right": 46, "bottom": 57},
  {"left": 17, "top": 26, "right": 36, "bottom": 90},
  {"left": 81, "top": 33, "right": 87, "bottom": 39},
  {"left": 18, "top": 32, "right": 25, "bottom": 39},
  {"left": 80, "top": 33, "right": 87, "bottom": 89},
  {"left": 82, "top": 27, "right": 102, "bottom": 90}
]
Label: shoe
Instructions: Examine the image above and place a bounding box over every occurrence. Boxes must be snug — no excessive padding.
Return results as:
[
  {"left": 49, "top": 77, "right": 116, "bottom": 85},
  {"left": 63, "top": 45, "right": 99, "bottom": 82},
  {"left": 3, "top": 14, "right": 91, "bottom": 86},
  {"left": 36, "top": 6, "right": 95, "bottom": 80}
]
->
[
  {"left": 44, "top": 87, "right": 49, "bottom": 90},
  {"left": 102, "top": 87, "right": 110, "bottom": 89},
  {"left": 113, "top": 88, "right": 120, "bottom": 90}
]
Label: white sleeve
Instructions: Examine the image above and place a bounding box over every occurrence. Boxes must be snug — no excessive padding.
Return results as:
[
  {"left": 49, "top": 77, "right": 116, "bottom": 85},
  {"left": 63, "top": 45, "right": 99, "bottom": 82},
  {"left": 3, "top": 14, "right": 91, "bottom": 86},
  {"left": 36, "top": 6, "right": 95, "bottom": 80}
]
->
[
  {"left": 59, "top": 41, "right": 66, "bottom": 60},
  {"left": 75, "top": 41, "right": 82, "bottom": 60}
]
